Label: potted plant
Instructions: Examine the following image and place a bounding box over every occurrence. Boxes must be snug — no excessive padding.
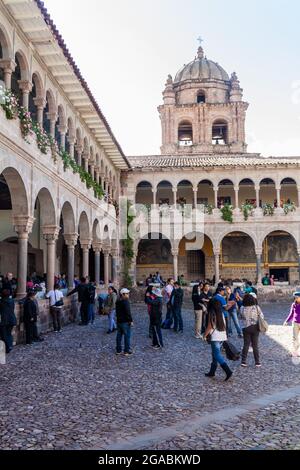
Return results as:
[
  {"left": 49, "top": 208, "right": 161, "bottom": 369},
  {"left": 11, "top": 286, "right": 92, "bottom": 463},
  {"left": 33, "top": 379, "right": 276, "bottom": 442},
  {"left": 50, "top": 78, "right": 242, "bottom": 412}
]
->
[
  {"left": 220, "top": 203, "right": 233, "bottom": 223},
  {"left": 262, "top": 203, "right": 275, "bottom": 216},
  {"left": 241, "top": 202, "right": 255, "bottom": 221}
]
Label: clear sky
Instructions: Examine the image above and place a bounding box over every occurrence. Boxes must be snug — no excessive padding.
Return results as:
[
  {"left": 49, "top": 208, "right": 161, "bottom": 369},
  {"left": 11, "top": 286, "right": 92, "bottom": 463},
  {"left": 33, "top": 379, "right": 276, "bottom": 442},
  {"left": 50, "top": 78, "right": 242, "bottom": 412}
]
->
[{"left": 45, "top": 0, "right": 300, "bottom": 157}]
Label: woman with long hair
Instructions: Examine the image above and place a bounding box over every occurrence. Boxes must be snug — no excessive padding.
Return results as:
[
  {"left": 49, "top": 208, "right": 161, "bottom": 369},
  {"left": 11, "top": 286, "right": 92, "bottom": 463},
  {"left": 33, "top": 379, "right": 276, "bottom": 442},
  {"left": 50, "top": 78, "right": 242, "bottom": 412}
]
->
[
  {"left": 240, "top": 293, "right": 263, "bottom": 367},
  {"left": 204, "top": 298, "right": 233, "bottom": 381}
]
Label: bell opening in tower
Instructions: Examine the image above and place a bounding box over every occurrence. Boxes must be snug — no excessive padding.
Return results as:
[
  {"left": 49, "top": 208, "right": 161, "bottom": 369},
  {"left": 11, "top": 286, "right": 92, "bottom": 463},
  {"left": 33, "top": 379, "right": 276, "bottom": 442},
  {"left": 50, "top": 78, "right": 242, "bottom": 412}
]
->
[
  {"left": 178, "top": 121, "right": 193, "bottom": 147},
  {"left": 212, "top": 120, "right": 228, "bottom": 145}
]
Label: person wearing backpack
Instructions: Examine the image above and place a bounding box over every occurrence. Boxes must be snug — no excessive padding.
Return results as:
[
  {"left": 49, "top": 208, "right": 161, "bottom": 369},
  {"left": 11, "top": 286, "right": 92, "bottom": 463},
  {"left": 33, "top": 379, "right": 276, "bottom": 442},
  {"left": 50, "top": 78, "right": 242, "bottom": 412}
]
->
[
  {"left": 204, "top": 298, "right": 233, "bottom": 381},
  {"left": 67, "top": 277, "right": 89, "bottom": 325},
  {"left": 46, "top": 283, "right": 64, "bottom": 332},
  {"left": 86, "top": 280, "right": 97, "bottom": 325},
  {"left": 0, "top": 289, "right": 17, "bottom": 353},
  {"left": 240, "top": 293, "right": 263, "bottom": 367},
  {"left": 23, "top": 290, "right": 39, "bottom": 344}
]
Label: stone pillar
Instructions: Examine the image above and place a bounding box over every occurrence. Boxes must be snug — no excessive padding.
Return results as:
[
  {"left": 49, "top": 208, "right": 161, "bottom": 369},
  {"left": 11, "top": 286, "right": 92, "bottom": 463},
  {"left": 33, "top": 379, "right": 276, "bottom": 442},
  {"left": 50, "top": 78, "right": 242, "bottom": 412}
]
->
[
  {"left": 214, "top": 252, "right": 220, "bottom": 285},
  {"left": 59, "top": 126, "right": 67, "bottom": 151},
  {"left": 68, "top": 139, "right": 75, "bottom": 159},
  {"left": 0, "top": 59, "right": 16, "bottom": 89},
  {"left": 234, "top": 186, "right": 239, "bottom": 209},
  {"left": 93, "top": 243, "right": 102, "bottom": 286},
  {"left": 75, "top": 145, "right": 83, "bottom": 167},
  {"left": 172, "top": 249, "right": 179, "bottom": 281},
  {"left": 103, "top": 248, "right": 111, "bottom": 286},
  {"left": 256, "top": 252, "right": 262, "bottom": 286},
  {"left": 153, "top": 189, "right": 157, "bottom": 206},
  {"left": 90, "top": 164, "right": 95, "bottom": 180},
  {"left": 43, "top": 226, "right": 60, "bottom": 292},
  {"left": 255, "top": 185, "right": 260, "bottom": 208},
  {"left": 111, "top": 249, "right": 118, "bottom": 284},
  {"left": 276, "top": 186, "right": 281, "bottom": 209},
  {"left": 64, "top": 234, "right": 78, "bottom": 290},
  {"left": 213, "top": 186, "right": 218, "bottom": 209},
  {"left": 34, "top": 97, "right": 46, "bottom": 126},
  {"left": 173, "top": 188, "right": 177, "bottom": 207},
  {"left": 13, "top": 216, "right": 34, "bottom": 298},
  {"left": 18, "top": 80, "right": 32, "bottom": 109},
  {"left": 81, "top": 240, "right": 91, "bottom": 279},
  {"left": 48, "top": 112, "right": 57, "bottom": 138},
  {"left": 193, "top": 188, "right": 198, "bottom": 209},
  {"left": 84, "top": 154, "right": 89, "bottom": 172},
  {"left": 95, "top": 170, "right": 100, "bottom": 185}
]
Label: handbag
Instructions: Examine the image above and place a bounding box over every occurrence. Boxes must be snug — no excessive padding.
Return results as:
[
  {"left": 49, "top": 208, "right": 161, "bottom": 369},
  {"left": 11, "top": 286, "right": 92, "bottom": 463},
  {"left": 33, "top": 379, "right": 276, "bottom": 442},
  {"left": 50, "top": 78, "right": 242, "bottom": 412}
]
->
[
  {"left": 54, "top": 291, "right": 64, "bottom": 308},
  {"left": 223, "top": 340, "right": 240, "bottom": 361},
  {"left": 256, "top": 307, "right": 268, "bottom": 333}
]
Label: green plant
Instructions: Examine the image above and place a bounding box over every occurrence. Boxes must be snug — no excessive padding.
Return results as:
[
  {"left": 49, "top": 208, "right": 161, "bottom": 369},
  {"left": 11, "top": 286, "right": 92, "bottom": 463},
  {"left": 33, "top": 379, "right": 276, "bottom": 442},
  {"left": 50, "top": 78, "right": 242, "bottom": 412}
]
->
[
  {"left": 241, "top": 202, "right": 255, "bottom": 221},
  {"left": 262, "top": 203, "right": 275, "bottom": 216},
  {"left": 204, "top": 203, "right": 214, "bottom": 215},
  {"left": 122, "top": 200, "right": 135, "bottom": 287},
  {"left": 0, "top": 88, "right": 19, "bottom": 119},
  {"left": 32, "top": 121, "right": 50, "bottom": 154},
  {"left": 18, "top": 106, "right": 33, "bottom": 142},
  {"left": 220, "top": 203, "right": 233, "bottom": 223},
  {"left": 283, "top": 201, "right": 296, "bottom": 215}
]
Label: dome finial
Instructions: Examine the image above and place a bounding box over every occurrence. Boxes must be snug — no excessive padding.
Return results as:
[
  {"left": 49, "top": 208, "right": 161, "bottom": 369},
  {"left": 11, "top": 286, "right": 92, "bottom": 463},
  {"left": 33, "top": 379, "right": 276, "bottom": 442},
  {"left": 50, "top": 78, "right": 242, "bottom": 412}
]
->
[{"left": 197, "top": 36, "right": 204, "bottom": 59}]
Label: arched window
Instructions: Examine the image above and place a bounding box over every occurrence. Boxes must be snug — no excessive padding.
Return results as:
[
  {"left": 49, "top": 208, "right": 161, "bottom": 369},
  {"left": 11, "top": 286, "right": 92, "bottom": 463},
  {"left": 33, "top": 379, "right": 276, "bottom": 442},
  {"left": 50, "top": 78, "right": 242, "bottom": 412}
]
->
[
  {"left": 212, "top": 120, "right": 228, "bottom": 145},
  {"left": 197, "top": 91, "right": 206, "bottom": 104},
  {"left": 178, "top": 121, "right": 193, "bottom": 146}
]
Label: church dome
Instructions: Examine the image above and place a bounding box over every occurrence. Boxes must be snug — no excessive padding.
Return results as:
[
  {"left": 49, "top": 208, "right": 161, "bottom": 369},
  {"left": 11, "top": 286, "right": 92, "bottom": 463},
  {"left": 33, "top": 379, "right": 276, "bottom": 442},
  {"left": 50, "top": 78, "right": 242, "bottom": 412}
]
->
[{"left": 174, "top": 46, "right": 229, "bottom": 84}]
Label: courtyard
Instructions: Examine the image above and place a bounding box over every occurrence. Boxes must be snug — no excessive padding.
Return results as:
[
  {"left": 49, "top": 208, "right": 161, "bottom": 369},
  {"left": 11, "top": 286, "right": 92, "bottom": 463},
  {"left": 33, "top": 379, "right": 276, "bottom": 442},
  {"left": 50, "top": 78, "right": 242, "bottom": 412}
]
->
[{"left": 1, "top": 300, "right": 300, "bottom": 450}]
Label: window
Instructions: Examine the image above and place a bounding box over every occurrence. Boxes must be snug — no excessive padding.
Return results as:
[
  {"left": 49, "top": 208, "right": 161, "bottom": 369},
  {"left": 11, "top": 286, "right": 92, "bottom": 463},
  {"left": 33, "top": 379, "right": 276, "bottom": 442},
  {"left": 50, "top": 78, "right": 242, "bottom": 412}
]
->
[
  {"left": 178, "top": 121, "right": 193, "bottom": 146},
  {"left": 212, "top": 120, "right": 228, "bottom": 145},
  {"left": 197, "top": 92, "right": 206, "bottom": 104}
]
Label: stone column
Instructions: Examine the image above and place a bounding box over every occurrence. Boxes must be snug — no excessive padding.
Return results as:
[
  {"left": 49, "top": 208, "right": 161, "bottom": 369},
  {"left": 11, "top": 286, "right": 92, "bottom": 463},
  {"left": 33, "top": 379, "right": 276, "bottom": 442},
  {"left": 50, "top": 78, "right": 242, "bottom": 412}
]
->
[
  {"left": 276, "top": 186, "right": 281, "bottom": 210},
  {"left": 90, "top": 164, "right": 95, "bottom": 180},
  {"left": 81, "top": 240, "right": 91, "bottom": 279},
  {"left": 213, "top": 186, "right": 218, "bottom": 209},
  {"left": 64, "top": 233, "right": 78, "bottom": 290},
  {"left": 152, "top": 189, "right": 157, "bottom": 206},
  {"left": 172, "top": 249, "right": 179, "bottom": 281},
  {"left": 255, "top": 185, "right": 260, "bottom": 208},
  {"left": 68, "top": 139, "right": 75, "bottom": 159},
  {"left": 59, "top": 126, "right": 67, "bottom": 151},
  {"left": 84, "top": 154, "right": 89, "bottom": 172},
  {"left": 18, "top": 80, "right": 32, "bottom": 109},
  {"left": 103, "top": 248, "right": 111, "bottom": 286},
  {"left": 173, "top": 188, "right": 177, "bottom": 208},
  {"left": 256, "top": 252, "right": 262, "bottom": 286},
  {"left": 193, "top": 188, "right": 198, "bottom": 209},
  {"left": 75, "top": 144, "right": 83, "bottom": 167},
  {"left": 93, "top": 243, "right": 102, "bottom": 286},
  {"left": 214, "top": 251, "right": 220, "bottom": 285},
  {"left": 0, "top": 59, "right": 16, "bottom": 89},
  {"left": 13, "top": 216, "right": 34, "bottom": 298},
  {"left": 234, "top": 186, "right": 239, "bottom": 209},
  {"left": 48, "top": 112, "right": 57, "bottom": 138},
  {"left": 43, "top": 226, "right": 60, "bottom": 292},
  {"left": 95, "top": 170, "right": 100, "bottom": 185},
  {"left": 111, "top": 249, "right": 118, "bottom": 284},
  {"left": 34, "top": 97, "right": 46, "bottom": 126}
]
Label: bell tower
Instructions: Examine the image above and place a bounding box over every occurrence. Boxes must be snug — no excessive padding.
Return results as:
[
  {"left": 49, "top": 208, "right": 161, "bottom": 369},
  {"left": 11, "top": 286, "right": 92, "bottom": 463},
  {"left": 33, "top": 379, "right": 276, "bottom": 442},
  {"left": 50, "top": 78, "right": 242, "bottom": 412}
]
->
[{"left": 158, "top": 44, "right": 249, "bottom": 155}]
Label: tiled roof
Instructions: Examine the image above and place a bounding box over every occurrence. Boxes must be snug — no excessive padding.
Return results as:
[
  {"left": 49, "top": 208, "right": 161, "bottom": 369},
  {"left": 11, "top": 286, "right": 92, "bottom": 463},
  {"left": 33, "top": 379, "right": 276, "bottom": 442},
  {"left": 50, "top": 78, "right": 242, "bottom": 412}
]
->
[{"left": 128, "top": 154, "right": 300, "bottom": 169}]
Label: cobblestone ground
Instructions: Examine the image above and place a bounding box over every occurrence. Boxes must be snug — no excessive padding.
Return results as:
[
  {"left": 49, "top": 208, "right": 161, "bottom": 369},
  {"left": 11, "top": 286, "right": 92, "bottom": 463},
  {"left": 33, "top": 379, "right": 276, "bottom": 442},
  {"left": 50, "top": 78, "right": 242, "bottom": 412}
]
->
[{"left": 0, "top": 301, "right": 299, "bottom": 450}]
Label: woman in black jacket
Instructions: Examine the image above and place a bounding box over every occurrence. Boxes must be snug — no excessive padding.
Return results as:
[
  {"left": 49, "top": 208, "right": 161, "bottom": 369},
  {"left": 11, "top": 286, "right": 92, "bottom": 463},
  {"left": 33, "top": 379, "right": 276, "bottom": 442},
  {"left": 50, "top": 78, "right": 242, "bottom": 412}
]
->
[
  {"left": 23, "top": 290, "right": 38, "bottom": 345},
  {"left": 192, "top": 282, "right": 204, "bottom": 339},
  {"left": 145, "top": 288, "right": 164, "bottom": 349},
  {"left": 0, "top": 289, "right": 17, "bottom": 353}
]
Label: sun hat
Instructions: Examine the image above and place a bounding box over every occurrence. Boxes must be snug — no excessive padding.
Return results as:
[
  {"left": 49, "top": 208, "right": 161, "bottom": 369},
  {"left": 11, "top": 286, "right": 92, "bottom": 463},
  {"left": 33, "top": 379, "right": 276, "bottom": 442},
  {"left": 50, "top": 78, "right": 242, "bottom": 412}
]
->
[{"left": 120, "top": 288, "right": 130, "bottom": 295}]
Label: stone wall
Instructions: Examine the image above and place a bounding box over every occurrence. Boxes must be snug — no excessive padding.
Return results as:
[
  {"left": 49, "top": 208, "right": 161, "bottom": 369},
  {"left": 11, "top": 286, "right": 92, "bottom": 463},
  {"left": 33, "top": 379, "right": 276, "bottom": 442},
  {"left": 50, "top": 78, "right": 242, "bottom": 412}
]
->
[
  {"left": 220, "top": 266, "right": 257, "bottom": 282},
  {"left": 13, "top": 297, "right": 78, "bottom": 345}
]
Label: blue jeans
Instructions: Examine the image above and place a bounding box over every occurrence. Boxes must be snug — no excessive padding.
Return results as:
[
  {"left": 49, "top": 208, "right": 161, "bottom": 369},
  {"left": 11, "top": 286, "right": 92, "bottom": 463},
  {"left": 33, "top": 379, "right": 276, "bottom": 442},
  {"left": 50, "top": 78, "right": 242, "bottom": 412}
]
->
[
  {"left": 116, "top": 323, "right": 132, "bottom": 353},
  {"left": 108, "top": 309, "right": 116, "bottom": 331},
  {"left": 211, "top": 341, "right": 227, "bottom": 367},
  {"left": 173, "top": 306, "right": 183, "bottom": 331},
  {"left": 151, "top": 324, "right": 164, "bottom": 347},
  {"left": 88, "top": 304, "right": 95, "bottom": 324},
  {"left": 228, "top": 309, "right": 242, "bottom": 336},
  {"left": 163, "top": 302, "right": 173, "bottom": 328}
]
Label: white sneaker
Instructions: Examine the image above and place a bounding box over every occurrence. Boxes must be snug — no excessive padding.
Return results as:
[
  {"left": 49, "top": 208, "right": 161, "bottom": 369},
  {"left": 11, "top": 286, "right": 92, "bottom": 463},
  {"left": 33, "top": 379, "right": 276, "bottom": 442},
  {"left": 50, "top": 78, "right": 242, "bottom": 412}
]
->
[{"left": 195, "top": 335, "right": 202, "bottom": 339}]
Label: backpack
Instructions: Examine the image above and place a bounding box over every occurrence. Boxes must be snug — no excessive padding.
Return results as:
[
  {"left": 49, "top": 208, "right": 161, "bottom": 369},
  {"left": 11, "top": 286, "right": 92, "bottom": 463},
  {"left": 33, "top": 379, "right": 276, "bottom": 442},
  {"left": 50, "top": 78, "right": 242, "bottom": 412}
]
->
[
  {"left": 87, "top": 284, "right": 96, "bottom": 304},
  {"left": 223, "top": 340, "right": 240, "bottom": 361}
]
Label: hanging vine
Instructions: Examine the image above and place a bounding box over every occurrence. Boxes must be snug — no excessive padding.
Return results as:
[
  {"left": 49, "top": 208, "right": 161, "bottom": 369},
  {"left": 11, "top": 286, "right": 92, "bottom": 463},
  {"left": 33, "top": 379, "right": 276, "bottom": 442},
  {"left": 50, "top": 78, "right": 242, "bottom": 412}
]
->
[{"left": 122, "top": 200, "right": 135, "bottom": 287}]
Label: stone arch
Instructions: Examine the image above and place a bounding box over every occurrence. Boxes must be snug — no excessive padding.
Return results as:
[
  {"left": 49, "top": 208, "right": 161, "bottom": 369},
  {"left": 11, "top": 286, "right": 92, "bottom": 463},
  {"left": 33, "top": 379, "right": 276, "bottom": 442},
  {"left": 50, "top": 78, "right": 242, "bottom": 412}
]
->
[
  {"left": 102, "top": 224, "right": 111, "bottom": 245},
  {"left": 31, "top": 71, "right": 44, "bottom": 98},
  {"left": 259, "top": 227, "right": 299, "bottom": 251},
  {"left": 96, "top": 153, "right": 100, "bottom": 167},
  {"left": 92, "top": 218, "right": 101, "bottom": 242},
  {"left": 60, "top": 201, "right": 76, "bottom": 235},
  {"left": 1, "top": 167, "right": 29, "bottom": 216},
  {"left": 0, "top": 23, "right": 12, "bottom": 58},
  {"left": 212, "top": 118, "right": 229, "bottom": 145},
  {"left": 67, "top": 116, "right": 75, "bottom": 140},
  {"left": 178, "top": 120, "right": 193, "bottom": 146},
  {"left": 45, "top": 89, "right": 56, "bottom": 114},
  {"left": 76, "top": 127, "right": 82, "bottom": 145},
  {"left": 216, "top": 228, "right": 258, "bottom": 253},
  {"left": 34, "top": 188, "right": 56, "bottom": 226},
  {"left": 57, "top": 104, "right": 66, "bottom": 127},
  {"left": 78, "top": 211, "right": 90, "bottom": 240},
  {"left": 15, "top": 50, "right": 29, "bottom": 81}
]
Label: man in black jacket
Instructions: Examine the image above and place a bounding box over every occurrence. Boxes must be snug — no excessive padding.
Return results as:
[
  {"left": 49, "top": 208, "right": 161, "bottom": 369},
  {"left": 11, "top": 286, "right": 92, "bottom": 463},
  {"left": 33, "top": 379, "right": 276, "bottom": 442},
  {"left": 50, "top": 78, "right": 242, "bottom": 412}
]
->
[
  {"left": 145, "top": 288, "right": 164, "bottom": 349},
  {"left": 67, "top": 277, "right": 89, "bottom": 325},
  {"left": 171, "top": 282, "right": 184, "bottom": 333},
  {"left": 23, "top": 290, "right": 38, "bottom": 345},
  {"left": 115, "top": 288, "right": 133, "bottom": 355}
]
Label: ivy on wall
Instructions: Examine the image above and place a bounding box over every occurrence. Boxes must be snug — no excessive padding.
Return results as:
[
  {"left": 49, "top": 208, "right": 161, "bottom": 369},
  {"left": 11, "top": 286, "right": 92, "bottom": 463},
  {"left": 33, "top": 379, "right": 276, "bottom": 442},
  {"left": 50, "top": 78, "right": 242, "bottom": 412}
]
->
[{"left": 122, "top": 200, "right": 135, "bottom": 287}]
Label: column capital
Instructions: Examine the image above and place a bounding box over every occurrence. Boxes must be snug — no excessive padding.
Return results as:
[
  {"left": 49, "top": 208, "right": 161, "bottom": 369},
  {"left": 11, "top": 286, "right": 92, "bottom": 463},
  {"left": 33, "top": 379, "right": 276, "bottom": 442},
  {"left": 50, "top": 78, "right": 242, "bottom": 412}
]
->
[
  {"left": 171, "top": 249, "right": 179, "bottom": 256},
  {"left": 255, "top": 251, "right": 263, "bottom": 257},
  {"left": 193, "top": 187, "right": 198, "bottom": 193},
  {"left": 93, "top": 241, "right": 103, "bottom": 253},
  {"left": 111, "top": 248, "right": 118, "bottom": 257},
  {"left": 64, "top": 233, "right": 79, "bottom": 247},
  {"left": 75, "top": 143, "right": 83, "bottom": 154},
  {"left": 0, "top": 58, "right": 16, "bottom": 72},
  {"left": 18, "top": 80, "right": 33, "bottom": 94},
  {"left": 47, "top": 111, "right": 58, "bottom": 122},
  {"left": 103, "top": 248, "right": 111, "bottom": 256},
  {"left": 80, "top": 239, "right": 92, "bottom": 250},
  {"left": 33, "top": 96, "right": 46, "bottom": 109},
  {"left": 214, "top": 251, "right": 220, "bottom": 257},
  {"left": 42, "top": 225, "right": 60, "bottom": 242},
  {"left": 13, "top": 215, "right": 35, "bottom": 236},
  {"left": 58, "top": 124, "right": 67, "bottom": 134},
  {"left": 234, "top": 186, "right": 239, "bottom": 192}
]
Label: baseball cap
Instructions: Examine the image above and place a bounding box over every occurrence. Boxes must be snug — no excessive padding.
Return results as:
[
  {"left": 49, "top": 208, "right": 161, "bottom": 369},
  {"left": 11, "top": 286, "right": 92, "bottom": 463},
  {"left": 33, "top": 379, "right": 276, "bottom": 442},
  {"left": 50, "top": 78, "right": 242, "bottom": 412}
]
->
[
  {"left": 293, "top": 291, "right": 300, "bottom": 297},
  {"left": 249, "top": 292, "right": 257, "bottom": 299},
  {"left": 120, "top": 288, "right": 130, "bottom": 295}
]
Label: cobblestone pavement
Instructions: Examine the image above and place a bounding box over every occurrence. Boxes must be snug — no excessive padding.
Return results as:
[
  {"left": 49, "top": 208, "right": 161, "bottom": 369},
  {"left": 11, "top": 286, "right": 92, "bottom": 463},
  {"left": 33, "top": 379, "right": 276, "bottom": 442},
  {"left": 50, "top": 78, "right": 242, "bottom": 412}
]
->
[{"left": 0, "top": 301, "right": 299, "bottom": 450}]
